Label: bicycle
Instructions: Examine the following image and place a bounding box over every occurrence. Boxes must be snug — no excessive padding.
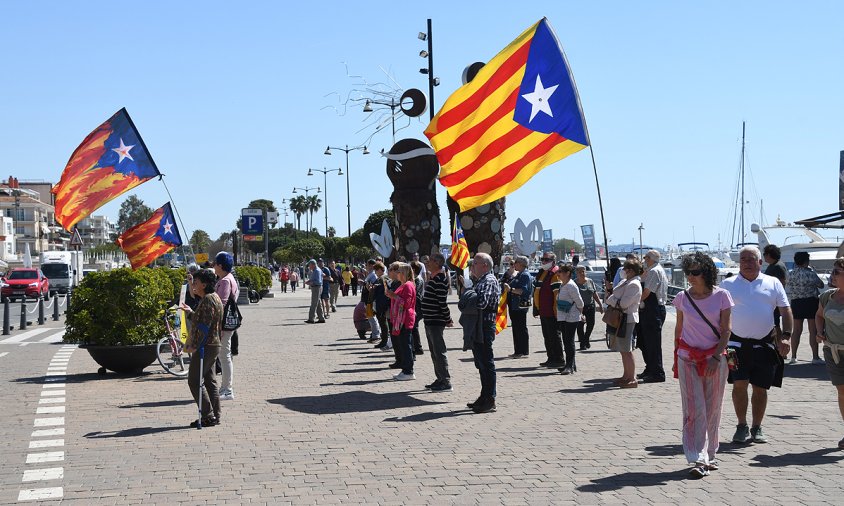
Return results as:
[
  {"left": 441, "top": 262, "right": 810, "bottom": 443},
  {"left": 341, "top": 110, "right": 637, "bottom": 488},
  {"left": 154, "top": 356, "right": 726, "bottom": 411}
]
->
[{"left": 156, "top": 307, "right": 191, "bottom": 377}]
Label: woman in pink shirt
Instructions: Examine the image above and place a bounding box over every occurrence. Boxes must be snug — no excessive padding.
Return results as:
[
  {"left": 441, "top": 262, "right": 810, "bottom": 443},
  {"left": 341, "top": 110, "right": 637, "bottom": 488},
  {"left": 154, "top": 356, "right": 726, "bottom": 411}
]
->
[
  {"left": 672, "top": 252, "right": 733, "bottom": 478},
  {"left": 386, "top": 262, "right": 417, "bottom": 381}
]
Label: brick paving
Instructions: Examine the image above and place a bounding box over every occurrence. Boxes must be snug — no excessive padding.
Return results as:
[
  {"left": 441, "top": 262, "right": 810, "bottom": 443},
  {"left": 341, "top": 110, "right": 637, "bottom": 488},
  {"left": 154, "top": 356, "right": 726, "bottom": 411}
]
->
[{"left": 1, "top": 280, "right": 843, "bottom": 504}]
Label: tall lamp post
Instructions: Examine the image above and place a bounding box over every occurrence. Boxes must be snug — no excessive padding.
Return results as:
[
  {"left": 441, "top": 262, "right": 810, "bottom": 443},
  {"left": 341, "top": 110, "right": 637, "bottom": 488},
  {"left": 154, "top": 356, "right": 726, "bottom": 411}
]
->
[
  {"left": 638, "top": 223, "right": 645, "bottom": 260},
  {"left": 292, "top": 186, "right": 320, "bottom": 237},
  {"left": 363, "top": 98, "right": 400, "bottom": 144},
  {"left": 418, "top": 19, "right": 439, "bottom": 121},
  {"left": 307, "top": 167, "right": 341, "bottom": 237},
  {"left": 324, "top": 144, "right": 369, "bottom": 237}
]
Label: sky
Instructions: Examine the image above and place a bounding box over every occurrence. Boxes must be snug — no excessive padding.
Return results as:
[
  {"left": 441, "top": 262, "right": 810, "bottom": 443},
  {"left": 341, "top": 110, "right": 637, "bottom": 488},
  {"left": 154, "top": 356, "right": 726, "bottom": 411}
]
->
[{"left": 2, "top": 1, "right": 844, "bottom": 254}]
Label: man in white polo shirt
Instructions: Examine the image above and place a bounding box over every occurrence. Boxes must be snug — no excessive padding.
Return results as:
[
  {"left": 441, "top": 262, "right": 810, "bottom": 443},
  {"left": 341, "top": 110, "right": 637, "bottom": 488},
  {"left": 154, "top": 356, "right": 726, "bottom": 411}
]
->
[{"left": 722, "top": 246, "right": 792, "bottom": 445}]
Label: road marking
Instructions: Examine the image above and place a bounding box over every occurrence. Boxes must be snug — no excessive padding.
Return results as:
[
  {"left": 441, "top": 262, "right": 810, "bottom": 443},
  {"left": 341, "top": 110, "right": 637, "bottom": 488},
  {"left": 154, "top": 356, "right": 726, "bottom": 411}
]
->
[
  {"left": 21, "top": 467, "right": 63, "bottom": 482},
  {"left": 26, "top": 452, "right": 64, "bottom": 464},
  {"left": 29, "top": 439, "right": 64, "bottom": 449},
  {"left": 40, "top": 330, "right": 65, "bottom": 343},
  {"left": 31, "top": 428, "right": 64, "bottom": 437},
  {"left": 0, "top": 351, "right": 8, "bottom": 358},
  {"left": 36, "top": 406, "right": 65, "bottom": 414},
  {"left": 40, "top": 390, "right": 65, "bottom": 397},
  {"left": 18, "top": 487, "right": 63, "bottom": 501},
  {"left": 0, "top": 328, "right": 52, "bottom": 344},
  {"left": 46, "top": 368, "right": 66, "bottom": 372},
  {"left": 45, "top": 371, "right": 66, "bottom": 377},
  {"left": 33, "top": 417, "right": 64, "bottom": 427},
  {"left": 38, "top": 398, "right": 65, "bottom": 404},
  {"left": 42, "top": 383, "right": 64, "bottom": 388}
]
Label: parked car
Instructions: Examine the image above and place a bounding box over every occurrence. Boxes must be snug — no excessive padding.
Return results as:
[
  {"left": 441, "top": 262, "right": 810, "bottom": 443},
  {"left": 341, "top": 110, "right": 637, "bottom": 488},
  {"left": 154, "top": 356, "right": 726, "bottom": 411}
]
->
[{"left": 1, "top": 268, "right": 50, "bottom": 301}]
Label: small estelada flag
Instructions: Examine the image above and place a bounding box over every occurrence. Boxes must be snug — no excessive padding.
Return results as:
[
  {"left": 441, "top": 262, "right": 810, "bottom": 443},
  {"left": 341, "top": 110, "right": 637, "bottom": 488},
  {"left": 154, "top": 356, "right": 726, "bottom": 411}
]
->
[
  {"left": 449, "top": 215, "right": 470, "bottom": 270},
  {"left": 117, "top": 202, "right": 182, "bottom": 270},
  {"left": 495, "top": 292, "right": 508, "bottom": 335}
]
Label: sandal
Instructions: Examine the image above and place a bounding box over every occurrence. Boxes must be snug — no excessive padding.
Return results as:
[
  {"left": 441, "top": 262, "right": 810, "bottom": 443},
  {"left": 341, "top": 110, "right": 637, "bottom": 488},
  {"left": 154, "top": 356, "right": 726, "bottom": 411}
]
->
[
  {"left": 706, "top": 460, "right": 719, "bottom": 471},
  {"left": 689, "top": 464, "right": 709, "bottom": 478},
  {"left": 619, "top": 381, "right": 638, "bottom": 389}
]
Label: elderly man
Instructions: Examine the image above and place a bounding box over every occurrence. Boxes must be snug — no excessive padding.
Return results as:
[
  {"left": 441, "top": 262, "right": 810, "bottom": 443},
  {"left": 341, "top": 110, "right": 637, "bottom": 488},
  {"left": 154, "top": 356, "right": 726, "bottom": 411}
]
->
[
  {"left": 463, "top": 252, "right": 501, "bottom": 414},
  {"left": 304, "top": 259, "right": 326, "bottom": 324},
  {"left": 533, "top": 252, "right": 565, "bottom": 368},
  {"left": 637, "top": 250, "right": 669, "bottom": 383},
  {"left": 421, "top": 253, "right": 454, "bottom": 392},
  {"left": 328, "top": 260, "right": 341, "bottom": 312},
  {"left": 722, "top": 246, "right": 792, "bottom": 444}
]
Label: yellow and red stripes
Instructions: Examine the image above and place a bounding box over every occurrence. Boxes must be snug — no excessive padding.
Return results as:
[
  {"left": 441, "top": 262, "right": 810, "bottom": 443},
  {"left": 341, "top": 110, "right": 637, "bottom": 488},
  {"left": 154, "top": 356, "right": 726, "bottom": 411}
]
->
[
  {"left": 116, "top": 208, "right": 175, "bottom": 270},
  {"left": 495, "top": 292, "right": 508, "bottom": 334}
]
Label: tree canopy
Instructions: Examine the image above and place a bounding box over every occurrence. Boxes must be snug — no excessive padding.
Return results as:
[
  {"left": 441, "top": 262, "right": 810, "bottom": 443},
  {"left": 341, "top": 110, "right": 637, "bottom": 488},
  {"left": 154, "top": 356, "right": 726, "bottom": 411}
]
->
[{"left": 117, "top": 195, "right": 153, "bottom": 233}]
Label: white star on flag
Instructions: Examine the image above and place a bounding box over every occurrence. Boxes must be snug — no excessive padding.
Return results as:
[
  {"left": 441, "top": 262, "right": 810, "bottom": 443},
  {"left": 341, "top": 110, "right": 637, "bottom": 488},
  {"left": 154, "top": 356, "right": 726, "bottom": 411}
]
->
[
  {"left": 163, "top": 220, "right": 173, "bottom": 235},
  {"left": 112, "top": 138, "right": 135, "bottom": 163},
  {"left": 521, "top": 75, "right": 558, "bottom": 122}
]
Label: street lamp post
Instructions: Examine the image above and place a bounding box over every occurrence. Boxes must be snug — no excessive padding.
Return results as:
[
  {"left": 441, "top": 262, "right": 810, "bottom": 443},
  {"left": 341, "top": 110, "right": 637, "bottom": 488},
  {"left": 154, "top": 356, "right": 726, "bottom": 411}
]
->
[
  {"left": 324, "top": 144, "right": 369, "bottom": 237},
  {"left": 292, "top": 186, "right": 320, "bottom": 237},
  {"left": 308, "top": 168, "right": 341, "bottom": 237},
  {"left": 363, "top": 98, "right": 399, "bottom": 144},
  {"left": 418, "top": 19, "right": 438, "bottom": 121},
  {"left": 638, "top": 223, "right": 645, "bottom": 260}
]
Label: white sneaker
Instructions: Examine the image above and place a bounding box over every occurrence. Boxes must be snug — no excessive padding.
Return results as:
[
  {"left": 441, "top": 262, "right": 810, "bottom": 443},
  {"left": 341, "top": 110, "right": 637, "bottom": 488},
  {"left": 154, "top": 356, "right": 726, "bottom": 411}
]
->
[
  {"left": 787, "top": 358, "right": 798, "bottom": 365},
  {"left": 393, "top": 372, "right": 416, "bottom": 381},
  {"left": 220, "top": 390, "right": 234, "bottom": 400}
]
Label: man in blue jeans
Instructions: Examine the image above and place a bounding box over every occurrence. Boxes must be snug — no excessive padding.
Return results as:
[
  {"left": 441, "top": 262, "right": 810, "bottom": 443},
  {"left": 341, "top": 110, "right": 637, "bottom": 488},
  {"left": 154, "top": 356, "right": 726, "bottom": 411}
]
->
[{"left": 465, "top": 252, "right": 501, "bottom": 414}]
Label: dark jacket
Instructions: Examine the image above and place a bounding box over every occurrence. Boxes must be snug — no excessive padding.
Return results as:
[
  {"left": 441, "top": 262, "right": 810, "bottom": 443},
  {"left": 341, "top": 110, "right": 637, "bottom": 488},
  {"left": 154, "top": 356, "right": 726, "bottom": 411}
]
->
[{"left": 458, "top": 288, "right": 483, "bottom": 351}]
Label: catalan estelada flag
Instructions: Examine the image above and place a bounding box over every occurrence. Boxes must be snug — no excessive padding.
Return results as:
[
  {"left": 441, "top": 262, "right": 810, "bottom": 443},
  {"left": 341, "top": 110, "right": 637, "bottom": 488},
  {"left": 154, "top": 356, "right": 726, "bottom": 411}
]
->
[
  {"left": 117, "top": 203, "right": 182, "bottom": 270},
  {"left": 425, "top": 18, "right": 589, "bottom": 211},
  {"left": 53, "top": 108, "right": 160, "bottom": 231},
  {"left": 449, "top": 215, "right": 470, "bottom": 270},
  {"left": 495, "top": 292, "right": 508, "bottom": 334}
]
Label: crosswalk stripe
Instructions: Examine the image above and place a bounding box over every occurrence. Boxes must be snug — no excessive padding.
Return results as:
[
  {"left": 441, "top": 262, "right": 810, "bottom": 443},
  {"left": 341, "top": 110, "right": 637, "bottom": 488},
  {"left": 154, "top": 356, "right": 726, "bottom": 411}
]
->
[
  {"left": 36, "top": 406, "right": 65, "bottom": 414},
  {"left": 38, "top": 398, "right": 65, "bottom": 404},
  {"left": 33, "top": 417, "right": 63, "bottom": 427},
  {"left": 26, "top": 452, "right": 64, "bottom": 464},
  {"left": 31, "top": 428, "right": 64, "bottom": 437},
  {"left": 40, "top": 390, "right": 65, "bottom": 397},
  {"left": 29, "top": 439, "right": 63, "bottom": 449},
  {"left": 18, "top": 487, "right": 63, "bottom": 500},
  {"left": 40, "top": 330, "right": 66, "bottom": 343},
  {"left": 21, "top": 468, "right": 63, "bottom": 482},
  {"left": 0, "top": 328, "right": 53, "bottom": 344}
]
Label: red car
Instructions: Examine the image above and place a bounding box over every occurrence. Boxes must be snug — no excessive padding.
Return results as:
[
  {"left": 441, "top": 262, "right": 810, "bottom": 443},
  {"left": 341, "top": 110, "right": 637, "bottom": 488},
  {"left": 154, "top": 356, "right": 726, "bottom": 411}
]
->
[{"left": 1, "top": 268, "right": 50, "bottom": 301}]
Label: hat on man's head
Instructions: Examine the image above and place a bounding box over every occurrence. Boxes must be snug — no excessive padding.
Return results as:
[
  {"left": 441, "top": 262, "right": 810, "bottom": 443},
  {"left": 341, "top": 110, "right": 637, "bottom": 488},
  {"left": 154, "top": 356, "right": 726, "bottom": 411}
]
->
[{"left": 214, "top": 252, "right": 234, "bottom": 272}]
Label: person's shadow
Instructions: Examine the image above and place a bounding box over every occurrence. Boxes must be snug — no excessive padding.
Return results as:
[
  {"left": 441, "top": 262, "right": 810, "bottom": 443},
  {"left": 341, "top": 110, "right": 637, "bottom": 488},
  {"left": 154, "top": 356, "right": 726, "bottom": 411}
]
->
[
  {"left": 750, "top": 448, "right": 844, "bottom": 467},
  {"left": 577, "top": 470, "right": 687, "bottom": 492}
]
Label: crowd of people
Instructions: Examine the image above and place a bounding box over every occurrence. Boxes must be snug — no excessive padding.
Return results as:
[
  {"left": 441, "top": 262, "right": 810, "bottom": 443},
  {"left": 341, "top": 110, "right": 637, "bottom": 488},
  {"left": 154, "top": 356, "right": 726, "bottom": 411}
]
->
[{"left": 196, "top": 246, "right": 844, "bottom": 476}]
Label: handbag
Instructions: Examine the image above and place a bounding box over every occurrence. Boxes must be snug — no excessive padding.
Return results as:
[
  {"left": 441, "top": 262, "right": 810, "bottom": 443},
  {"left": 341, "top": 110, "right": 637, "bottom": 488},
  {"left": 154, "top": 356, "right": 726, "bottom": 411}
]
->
[
  {"left": 557, "top": 299, "right": 574, "bottom": 313},
  {"left": 222, "top": 292, "right": 243, "bottom": 331},
  {"left": 602, "top": 304, "right": 624, "bottom": 328}
]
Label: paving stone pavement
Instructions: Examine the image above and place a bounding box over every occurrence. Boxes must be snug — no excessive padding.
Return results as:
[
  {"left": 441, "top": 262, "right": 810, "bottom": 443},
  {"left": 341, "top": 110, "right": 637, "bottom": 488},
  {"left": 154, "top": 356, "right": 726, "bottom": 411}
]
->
[{"left": 2, "top": 279, "right": 843, "bottom": 504}]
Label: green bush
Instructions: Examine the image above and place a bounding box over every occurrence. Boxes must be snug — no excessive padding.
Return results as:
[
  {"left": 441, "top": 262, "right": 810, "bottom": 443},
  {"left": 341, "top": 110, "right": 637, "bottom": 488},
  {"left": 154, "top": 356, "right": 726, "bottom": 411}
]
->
[
  {"left": 63, "top": 268, "right": 175, "bottom": 346},
  {"left": 233, "top": 265, "right": 271, "bottom": 292}
]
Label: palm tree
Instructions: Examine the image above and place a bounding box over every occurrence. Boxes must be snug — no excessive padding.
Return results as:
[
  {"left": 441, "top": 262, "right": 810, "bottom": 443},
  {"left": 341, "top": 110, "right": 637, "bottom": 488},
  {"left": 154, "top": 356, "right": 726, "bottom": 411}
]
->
[
  {"left": 289, "top": 196, "right": 307, "bottom": 230},
  {"left": 307, "top": 195, "right": 322, "bottom": 235}
]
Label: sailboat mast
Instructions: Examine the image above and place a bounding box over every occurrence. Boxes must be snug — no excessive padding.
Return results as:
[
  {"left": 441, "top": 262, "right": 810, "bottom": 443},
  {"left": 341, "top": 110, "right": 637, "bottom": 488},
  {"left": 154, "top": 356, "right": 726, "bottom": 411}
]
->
[{"left": 740, "top": 121, "right": 746, "bottom": 245}]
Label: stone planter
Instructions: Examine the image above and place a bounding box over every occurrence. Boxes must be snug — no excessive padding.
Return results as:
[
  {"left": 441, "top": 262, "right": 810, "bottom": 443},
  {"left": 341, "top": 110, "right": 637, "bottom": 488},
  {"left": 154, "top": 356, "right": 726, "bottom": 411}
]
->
[{"left": 82, "top": 344, "right": 159, "bottom": 375}]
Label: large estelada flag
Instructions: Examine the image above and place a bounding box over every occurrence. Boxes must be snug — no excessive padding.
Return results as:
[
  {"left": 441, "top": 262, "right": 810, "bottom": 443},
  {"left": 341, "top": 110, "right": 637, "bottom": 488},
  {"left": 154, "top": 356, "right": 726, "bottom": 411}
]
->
[
  {"left": 117, "top": 203, "right": 182, "bottom": 270},
  {"left": 449, "top": 215, "right": 470, "bottom": 270},
  {"left": 53, "top": 108, "right": 161, "bottom": 230},
  {"left": 425, "top": 18, "right": 589, "bottom": 211}
]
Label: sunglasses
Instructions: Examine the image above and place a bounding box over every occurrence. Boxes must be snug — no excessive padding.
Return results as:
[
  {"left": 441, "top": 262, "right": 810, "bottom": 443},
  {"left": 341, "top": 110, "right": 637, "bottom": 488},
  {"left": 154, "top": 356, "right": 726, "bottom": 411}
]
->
[{"left": 684, "top": 269, "right": 703, "bottom": 276}]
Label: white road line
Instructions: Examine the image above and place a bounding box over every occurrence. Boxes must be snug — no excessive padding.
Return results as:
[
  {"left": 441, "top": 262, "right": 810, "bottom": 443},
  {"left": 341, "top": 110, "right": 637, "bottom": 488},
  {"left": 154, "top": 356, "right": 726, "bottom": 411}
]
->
[
  {"left": 40, "top": 390, "right": 65, "bottom": 397},
  {"left": 28, "top": 439, "right": 63, "bottom": 449},
  {"left": 40, "top": 330, "right": 66, "bottom": 343},
  {"left": 0, "top": 328, "right": 52, "bottom": 344},
  {"left": 38, "top": 398, "right": 65, "bottom": 404},
  {"left": 26, "top": 452, "right": 64, "bottom": 464},
  {"left": 33, "top": 417, "right": 64, "bottom": 427},
  {"left": 46, "top": 368, "right": 66, "bottom": 373},
  {"left": 36, "top": 406, "right": 65, "bottom": 414},
  {"left": 42, "top": 383, "right": 64, "bottom": 388},
  {"left": 45, "top": 371, "right": 66, "bottom": 377},
  {"left": 0, "top": 351, "right": 8, "bottom": 358},
  {"left": 18, "top": 487, "right": 63, "bottom": 500},
  {"left": 21, "top": 467, "right": 63, "bottom": 482},
  {"left": 31, "top": 428, "right": 64, "bottom": 437}
]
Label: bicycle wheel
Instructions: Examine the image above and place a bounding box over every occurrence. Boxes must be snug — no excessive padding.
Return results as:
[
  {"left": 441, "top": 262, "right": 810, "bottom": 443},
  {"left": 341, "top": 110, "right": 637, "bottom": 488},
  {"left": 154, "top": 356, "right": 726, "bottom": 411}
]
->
[{"left": 156, "top": 336, "right": 190, "bottom": 377}]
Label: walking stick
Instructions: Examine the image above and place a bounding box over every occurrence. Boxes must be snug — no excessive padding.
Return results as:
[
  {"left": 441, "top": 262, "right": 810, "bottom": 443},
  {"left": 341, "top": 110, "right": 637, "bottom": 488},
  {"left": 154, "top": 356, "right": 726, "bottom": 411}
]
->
[{"left": 196, "top": 323, "right": 210, "bottom": 430}]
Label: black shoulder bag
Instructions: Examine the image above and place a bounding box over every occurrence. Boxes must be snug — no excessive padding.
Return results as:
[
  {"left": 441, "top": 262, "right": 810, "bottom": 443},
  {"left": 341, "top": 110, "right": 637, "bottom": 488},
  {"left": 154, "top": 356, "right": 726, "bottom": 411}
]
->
[{"left": 223, "top": 286, "right": 243, "bottom": 331}]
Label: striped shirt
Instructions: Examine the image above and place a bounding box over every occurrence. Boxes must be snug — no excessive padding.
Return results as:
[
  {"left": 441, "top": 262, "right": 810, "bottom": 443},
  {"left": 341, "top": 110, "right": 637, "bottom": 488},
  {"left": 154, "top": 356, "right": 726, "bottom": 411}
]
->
[{"left": 421, "top": 272, "right": 451, "bottom": 326}]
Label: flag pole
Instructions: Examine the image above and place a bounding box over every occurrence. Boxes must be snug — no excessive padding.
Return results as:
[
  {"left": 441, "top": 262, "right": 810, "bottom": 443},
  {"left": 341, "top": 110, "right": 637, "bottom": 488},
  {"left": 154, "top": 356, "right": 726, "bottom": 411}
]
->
[
  {"left": 586, "top": 145, "right": 610, "bottom": 268},
  {"left": 159, "top": 177, "right": 196, "bottom": 263}
]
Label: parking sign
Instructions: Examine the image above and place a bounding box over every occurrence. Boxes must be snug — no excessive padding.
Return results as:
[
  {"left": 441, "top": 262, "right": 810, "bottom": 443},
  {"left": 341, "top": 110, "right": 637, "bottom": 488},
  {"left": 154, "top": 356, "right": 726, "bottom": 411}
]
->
[{"left": 242, "top": 208, "right": 263, "bottom": 235}]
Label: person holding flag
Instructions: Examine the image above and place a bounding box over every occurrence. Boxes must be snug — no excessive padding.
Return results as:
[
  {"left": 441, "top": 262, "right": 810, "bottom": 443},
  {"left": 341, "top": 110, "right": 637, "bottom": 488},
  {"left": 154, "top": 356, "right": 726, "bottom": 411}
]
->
[{"left": 463, "top": 252, "right": 501, "bottom": 414}]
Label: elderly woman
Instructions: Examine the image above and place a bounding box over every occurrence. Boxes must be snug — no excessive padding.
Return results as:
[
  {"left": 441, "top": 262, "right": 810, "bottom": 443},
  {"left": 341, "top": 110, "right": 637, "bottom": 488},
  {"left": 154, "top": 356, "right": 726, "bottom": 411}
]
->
[
  {"left": 787, "top": 251, "right": 825, "bottom": 364},
  {"left": 213, "top": 252, "right": 239, "bottom": 401},
  {"left": 556, "top": 264, "right": 584, "bottom": 375},
  {"left": 180, "top": 268, "right": 224, "bottom": 428},
  {"left": 671, "top": 252, "right": 733, "bottom": 478},
  {"left": 501, "top": 255, "right": 533, "bottom": 358},
  {"left": 814, "top": 258, "right": 844, "bottom": 450},
  {"left": 575, "top": 265, "right": 603, "bottom": 350},
  {"left": 606, "top": 259, "right": 644, "bottom": 388}
]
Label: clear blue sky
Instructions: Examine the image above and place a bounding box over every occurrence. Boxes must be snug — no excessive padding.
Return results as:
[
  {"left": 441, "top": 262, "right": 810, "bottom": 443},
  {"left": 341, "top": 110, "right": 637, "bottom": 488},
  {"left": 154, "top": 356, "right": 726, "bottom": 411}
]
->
[{"left": 3, "top": 1, "right": 843, "bottom": 253}]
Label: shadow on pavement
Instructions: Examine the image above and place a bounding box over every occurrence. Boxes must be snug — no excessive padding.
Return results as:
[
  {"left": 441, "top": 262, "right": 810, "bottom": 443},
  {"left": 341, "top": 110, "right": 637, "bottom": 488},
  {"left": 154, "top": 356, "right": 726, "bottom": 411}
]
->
[
  {"left": 384, "top": 410, "right": 475, "bottom": 422},
  {"left": 313, "top": 341, "right": 360, "bottom": 347},
  {"left": 750, "top": 448, "right": 844, "bottom": 467},
  {"left": 120, "top": 399, "right": 194, "bottom": 409},
  {"left": 330, "top": 367, "right": 389, "bottom": 374},
  {"left": 270, "top": 390, "right": 447, "bottom": 414},
  {"left": 644, "top": 444, "right": 743, "bottom": 457},
  {"left": 782, "top": 364, "right": 829, "bottom": 382},
  {"left": 510, "top": 371, "right": 562, "bottom": 378},
  {"left": 84, "top": 426, "right": 188, "bottom": 438},
  {"left": 577, "top": 470, "right": 686, "bottom": 492},
  {"left": 12, "top": 372, "right": 124, "bottom": 384},
  {"left": 319, "top": 379, "right": 397, "bottom": 387},
  {"left": 495, "top": 366, "right": 542, "bottom": 373},
  {"left": 341, "top": 360, "right": 391, "bottom": 366}
]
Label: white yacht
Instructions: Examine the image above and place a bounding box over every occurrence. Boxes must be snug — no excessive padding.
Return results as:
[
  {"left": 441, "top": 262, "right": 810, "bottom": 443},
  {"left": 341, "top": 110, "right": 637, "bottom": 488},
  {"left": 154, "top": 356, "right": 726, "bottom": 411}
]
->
[{"left": 751, "top": 218, "right": 843, "bottom": 273}]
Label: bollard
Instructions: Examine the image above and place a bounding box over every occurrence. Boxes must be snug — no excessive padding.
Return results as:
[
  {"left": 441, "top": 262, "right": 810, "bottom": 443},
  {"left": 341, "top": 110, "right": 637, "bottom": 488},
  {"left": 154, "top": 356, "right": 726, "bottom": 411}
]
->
[
  {"left": 38, "top": 297, "right": 45, "bottom": 325},
  {"left": 20, "top": 299, "right": 28, "bottom": 330},
  {"left": 52, "top": 294, "right": 60, "bottom": 321},
  {"left": 65, "top": 292, "right": 71, "bottom": 316},
  {"left": 2, "top": 299, "right": 9, "bottom": 335}
]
